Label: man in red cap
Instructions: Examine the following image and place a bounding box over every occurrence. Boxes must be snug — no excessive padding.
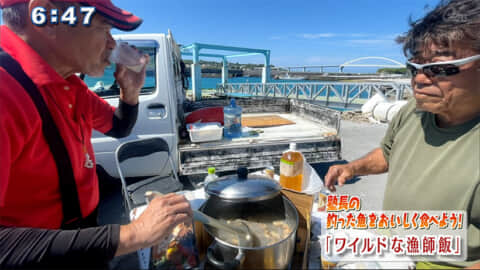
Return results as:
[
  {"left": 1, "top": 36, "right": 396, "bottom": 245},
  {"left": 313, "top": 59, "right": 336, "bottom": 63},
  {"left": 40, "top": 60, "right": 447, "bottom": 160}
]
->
[{"left": 0, "top": 0, "right": 192, "bottom": 268}]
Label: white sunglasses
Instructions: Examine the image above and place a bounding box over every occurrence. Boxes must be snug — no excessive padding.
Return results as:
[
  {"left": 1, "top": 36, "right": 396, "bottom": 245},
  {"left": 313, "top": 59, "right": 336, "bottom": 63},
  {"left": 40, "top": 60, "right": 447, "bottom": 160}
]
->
[{"left": 406, "top": 54, "right": 480, "bottom": 77}]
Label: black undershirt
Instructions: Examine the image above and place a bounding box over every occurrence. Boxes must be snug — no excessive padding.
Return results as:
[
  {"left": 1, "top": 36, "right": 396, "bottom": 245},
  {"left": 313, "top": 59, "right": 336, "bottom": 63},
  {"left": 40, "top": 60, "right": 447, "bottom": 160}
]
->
[
  {"left": 105, "top": 100, "right": 139, "bottom": 138},
  {"left": 0, "top": 224, "right": 120, "bottom": 269}
]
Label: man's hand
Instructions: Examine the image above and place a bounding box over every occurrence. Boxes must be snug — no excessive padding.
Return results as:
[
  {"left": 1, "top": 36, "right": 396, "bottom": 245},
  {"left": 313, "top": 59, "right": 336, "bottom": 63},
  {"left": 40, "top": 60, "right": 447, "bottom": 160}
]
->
[
  {"left": 116, "top": 193, "right": 192, "bottom": 256},
  {"left": 324, "top": 164, "right": 355, "bottom": 192},
  {"left": 114, "top": 54, "right": 149, "bottom": 105},
  {"left": 324, "top": 148, "right": 389, "bottom": 192}
]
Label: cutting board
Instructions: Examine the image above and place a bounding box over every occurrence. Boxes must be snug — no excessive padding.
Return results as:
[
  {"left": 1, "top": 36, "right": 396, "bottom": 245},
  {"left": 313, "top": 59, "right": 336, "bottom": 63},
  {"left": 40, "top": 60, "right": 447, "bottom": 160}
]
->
[{"left": 242, "top": 115, "right": 295, "bottom": 128}]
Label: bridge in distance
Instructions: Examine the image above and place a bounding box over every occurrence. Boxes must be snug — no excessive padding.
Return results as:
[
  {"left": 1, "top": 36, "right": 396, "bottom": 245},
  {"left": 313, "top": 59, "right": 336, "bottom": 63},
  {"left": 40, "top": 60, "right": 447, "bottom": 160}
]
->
[{"left": 282, "top": 56, "right": 405, "bottom": 73}]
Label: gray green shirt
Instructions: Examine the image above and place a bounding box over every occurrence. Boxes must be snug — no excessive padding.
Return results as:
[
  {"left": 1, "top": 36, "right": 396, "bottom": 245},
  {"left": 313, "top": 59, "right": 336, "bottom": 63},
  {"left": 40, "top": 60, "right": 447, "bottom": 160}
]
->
[{"left": 381, "top": 99, "right": 480, "bottom": 267}]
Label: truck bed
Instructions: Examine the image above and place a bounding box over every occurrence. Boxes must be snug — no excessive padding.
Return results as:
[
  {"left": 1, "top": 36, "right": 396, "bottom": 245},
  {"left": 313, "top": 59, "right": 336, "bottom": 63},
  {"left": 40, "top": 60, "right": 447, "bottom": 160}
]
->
[
  {"left": 179, "top": 98, "right": 342, "bottom": 176},
  {"left": 181, "top": 112, "right": 336, "bottom": 147}
]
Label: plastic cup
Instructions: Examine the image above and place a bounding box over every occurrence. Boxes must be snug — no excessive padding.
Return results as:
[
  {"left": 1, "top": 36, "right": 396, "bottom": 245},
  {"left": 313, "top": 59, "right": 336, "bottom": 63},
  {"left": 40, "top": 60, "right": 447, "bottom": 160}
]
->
[
  {"left": 317, "top": 188, "right": 332, "bottom": 212},
  {"left": 109, "top": 41, "right": 147, "bottom": 72},
  {"left": 263, "top": 166, "right": 275, "bottom": 179}
]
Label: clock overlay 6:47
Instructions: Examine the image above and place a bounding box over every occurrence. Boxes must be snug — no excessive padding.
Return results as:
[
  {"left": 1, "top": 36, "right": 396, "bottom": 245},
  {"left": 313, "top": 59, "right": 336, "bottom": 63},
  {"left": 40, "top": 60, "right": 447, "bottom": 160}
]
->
[{"left": 31, "top": 6, "right": 96, "bottom": 26}]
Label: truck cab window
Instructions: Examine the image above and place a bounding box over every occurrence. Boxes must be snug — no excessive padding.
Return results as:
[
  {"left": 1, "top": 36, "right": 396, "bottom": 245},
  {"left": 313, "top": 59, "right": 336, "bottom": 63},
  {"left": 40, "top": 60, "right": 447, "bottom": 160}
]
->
[{"left": 82, "top": 47, "right": 156, "bottom": 98}]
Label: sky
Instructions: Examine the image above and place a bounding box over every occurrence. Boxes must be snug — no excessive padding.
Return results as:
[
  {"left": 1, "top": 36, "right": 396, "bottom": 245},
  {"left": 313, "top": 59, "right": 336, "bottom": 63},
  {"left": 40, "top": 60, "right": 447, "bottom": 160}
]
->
[{"left": 1, "top": 0, "right": 442, "bottom": 71}]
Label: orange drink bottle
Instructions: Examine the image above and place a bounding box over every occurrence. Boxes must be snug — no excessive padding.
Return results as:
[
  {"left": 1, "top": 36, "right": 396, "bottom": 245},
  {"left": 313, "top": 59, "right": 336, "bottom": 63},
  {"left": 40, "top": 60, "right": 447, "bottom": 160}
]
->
[{"left": 279, "top": 143, "right": 304, "bottom": 191}]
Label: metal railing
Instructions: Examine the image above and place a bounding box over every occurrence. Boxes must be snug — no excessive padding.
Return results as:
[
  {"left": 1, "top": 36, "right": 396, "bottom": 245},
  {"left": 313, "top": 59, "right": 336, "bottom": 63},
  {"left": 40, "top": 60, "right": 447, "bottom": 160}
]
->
[{"left": 217, "top": 82, "right": 412, "bottom": 109}]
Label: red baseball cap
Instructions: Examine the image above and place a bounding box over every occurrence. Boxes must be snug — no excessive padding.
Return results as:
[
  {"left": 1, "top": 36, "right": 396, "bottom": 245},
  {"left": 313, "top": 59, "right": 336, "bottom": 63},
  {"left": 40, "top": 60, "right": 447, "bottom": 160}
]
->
[{"left": 0, "top": 0, "right": 142, "bottom": 31}]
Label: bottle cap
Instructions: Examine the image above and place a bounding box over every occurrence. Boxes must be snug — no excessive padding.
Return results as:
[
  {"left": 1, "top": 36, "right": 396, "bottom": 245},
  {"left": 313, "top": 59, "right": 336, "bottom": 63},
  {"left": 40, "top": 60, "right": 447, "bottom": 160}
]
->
[
  {"left": 208, "top": 167, "right": 216, "bottom": 174},
  {"left": 230, "top": 98, "right": 236, "bottom": 107}
]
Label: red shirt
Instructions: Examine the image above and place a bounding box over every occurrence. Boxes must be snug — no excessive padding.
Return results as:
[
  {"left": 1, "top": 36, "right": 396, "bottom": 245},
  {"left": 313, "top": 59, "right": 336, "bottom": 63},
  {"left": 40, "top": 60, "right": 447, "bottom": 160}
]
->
[{"left": 0, "top": 26, "right": 115, "bottom": 229}]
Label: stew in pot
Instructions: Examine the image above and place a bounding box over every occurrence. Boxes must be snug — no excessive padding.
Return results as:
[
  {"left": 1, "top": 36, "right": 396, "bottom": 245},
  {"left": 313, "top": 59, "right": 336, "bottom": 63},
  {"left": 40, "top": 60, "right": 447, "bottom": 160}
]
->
[{"left": 218, "top": 218, "right": 292, "bottom": 247}]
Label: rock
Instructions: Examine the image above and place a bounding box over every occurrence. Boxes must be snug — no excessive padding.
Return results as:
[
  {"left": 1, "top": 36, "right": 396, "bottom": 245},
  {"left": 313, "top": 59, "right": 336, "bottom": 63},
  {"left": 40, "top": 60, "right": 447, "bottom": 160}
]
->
[{"left": 341, "top": 111, "right": 371, "bottom": 122}]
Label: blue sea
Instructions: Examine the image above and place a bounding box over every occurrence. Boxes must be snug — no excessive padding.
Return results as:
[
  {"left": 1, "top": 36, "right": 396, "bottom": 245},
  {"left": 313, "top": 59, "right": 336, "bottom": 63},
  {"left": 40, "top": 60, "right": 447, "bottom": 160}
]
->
[{"left": 188, "top": 77, "right": 308, "bottom": 89}]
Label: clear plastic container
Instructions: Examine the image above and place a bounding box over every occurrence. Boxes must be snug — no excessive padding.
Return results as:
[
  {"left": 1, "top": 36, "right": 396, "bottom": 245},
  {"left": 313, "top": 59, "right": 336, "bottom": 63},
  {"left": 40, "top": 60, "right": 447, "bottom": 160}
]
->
[
  {"left": 223, "top": 99, "right": 242, "bottom": 138},
  {"left": 279, "top": 143, "right": 304, "bottom": 192},
  {"left": 186, "top": 122, "right": 223, "bottom": 143}
]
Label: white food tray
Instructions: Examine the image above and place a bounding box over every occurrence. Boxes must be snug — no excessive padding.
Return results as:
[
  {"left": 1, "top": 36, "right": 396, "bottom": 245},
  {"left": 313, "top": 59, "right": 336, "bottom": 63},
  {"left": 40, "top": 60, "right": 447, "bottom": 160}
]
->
[{"left": 187, "top": 122, "right": 223, "bottom": 143}]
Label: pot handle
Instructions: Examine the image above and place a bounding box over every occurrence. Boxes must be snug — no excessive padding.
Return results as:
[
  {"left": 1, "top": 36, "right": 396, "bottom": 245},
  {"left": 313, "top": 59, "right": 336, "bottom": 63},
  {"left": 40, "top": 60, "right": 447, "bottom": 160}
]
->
[
  {"left": 237, "top": 167, "right": 248, "bottom": 181},
  {"left": 207, "top": 242, "right": 245, "bottom": 270}
]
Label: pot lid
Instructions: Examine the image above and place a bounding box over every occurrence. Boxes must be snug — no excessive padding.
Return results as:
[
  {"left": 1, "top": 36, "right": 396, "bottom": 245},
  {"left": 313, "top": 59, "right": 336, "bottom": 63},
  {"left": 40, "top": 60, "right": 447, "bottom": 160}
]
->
[{"left": 205, "top": 167, "right": 281, "bottom": 202}]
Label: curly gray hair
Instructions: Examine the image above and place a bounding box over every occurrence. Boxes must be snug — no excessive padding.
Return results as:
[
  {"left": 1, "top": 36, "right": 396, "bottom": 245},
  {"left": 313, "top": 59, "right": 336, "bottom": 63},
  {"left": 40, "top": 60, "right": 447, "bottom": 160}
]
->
[{"left": 397, "top": 0, "right": 480, "bottom": 59}]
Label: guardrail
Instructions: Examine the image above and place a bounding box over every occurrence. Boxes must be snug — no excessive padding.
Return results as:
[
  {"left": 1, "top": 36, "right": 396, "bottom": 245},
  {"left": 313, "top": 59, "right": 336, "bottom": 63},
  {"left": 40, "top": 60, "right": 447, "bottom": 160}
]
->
[{"left": 217, "top": 82, "right": 413, "bottom": 109}]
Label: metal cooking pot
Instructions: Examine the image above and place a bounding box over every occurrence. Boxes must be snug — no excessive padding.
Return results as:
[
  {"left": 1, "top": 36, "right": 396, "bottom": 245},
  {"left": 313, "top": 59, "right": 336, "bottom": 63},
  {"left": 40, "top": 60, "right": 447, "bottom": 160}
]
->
[{"left": 201, "top": 168, "right": 299, "bottom": 269}]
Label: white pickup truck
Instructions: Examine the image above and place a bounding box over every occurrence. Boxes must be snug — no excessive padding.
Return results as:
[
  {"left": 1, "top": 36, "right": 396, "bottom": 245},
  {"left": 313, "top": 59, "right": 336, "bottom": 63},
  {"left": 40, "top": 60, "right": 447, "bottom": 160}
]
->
[{"left": 85, "top": 32, "right": 342, "bottom": 186}]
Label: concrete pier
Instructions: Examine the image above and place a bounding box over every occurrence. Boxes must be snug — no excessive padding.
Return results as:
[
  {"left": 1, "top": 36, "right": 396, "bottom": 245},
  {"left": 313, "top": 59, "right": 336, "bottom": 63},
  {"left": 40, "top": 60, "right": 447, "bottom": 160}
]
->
[{"left": 313, "top": 120, "right": 388, "bottom": 210}]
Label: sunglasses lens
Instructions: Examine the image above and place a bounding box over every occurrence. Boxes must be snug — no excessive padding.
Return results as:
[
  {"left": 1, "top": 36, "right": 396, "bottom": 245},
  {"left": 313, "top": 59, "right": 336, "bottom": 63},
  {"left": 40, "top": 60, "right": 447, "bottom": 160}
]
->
[
  {"left": 426, "top": 64, "right": 461, "bottom": 77},
  {"left": 423, "top": 67, "right": 437, "bottom": 77}
]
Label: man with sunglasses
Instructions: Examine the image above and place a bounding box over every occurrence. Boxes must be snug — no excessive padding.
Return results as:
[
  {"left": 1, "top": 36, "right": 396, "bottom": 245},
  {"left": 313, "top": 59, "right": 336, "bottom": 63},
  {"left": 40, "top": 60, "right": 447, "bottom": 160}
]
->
[{"left": 325, "top": 0, "right": 480, "bottom": 268}]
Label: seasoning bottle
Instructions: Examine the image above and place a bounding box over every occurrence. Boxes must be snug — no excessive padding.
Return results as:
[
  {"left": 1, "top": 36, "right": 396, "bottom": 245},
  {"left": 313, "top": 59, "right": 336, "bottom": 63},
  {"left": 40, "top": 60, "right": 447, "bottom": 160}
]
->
[
  {"left": 279, "top": 143, "right": 304, "bottom": 191},
  {"left": 204, "top": 167, "right": 218, "bottom": 184}
]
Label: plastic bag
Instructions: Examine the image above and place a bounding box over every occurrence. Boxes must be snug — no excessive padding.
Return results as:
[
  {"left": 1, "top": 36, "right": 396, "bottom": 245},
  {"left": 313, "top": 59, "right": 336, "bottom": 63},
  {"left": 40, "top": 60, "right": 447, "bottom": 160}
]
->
[
  {"left": 301, "top": 162, "right": 324, "bottom": 195},
  {"left": 149, "top": 221, "right": 199, "bottom": 270},
  {"left": 130, "top": 192, "right": 200, "bottom": 270}
]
